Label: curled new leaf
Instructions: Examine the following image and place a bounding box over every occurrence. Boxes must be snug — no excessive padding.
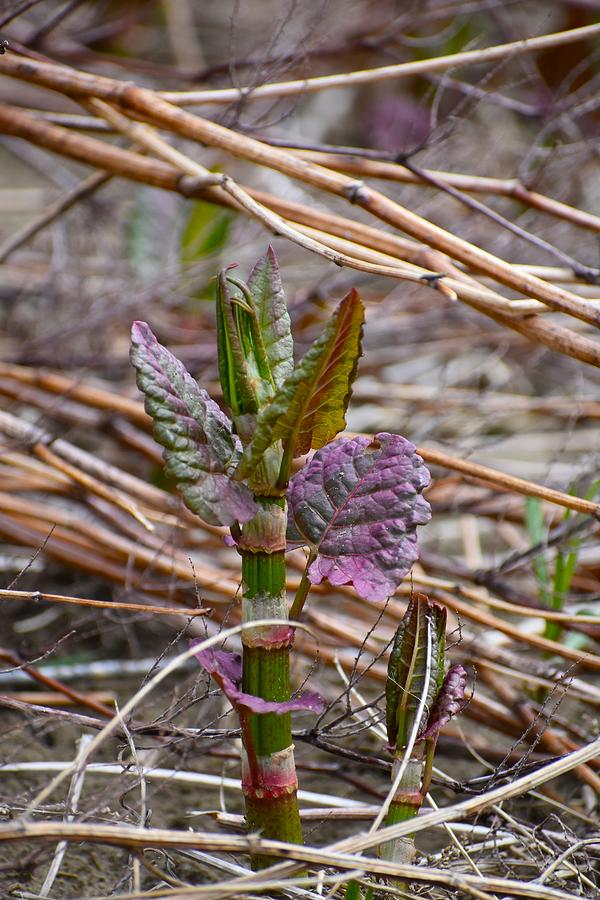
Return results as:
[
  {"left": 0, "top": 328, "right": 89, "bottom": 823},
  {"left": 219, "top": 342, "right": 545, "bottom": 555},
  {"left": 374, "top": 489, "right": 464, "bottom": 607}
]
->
[
  {"left": 130, "top": 321, "right": 258, "bottom": 527},
  {"left": 418, "top": 664, "right": 467, "bottom": 741},
  {"left": 193, "top": 645, "right": 325, "bottom": 714},
  {"left": 237, "top": 288, "right": 364, "bottom": 481},
  {"left": 216, "top": 270, "right": 263, "bottom": 417},
  {"left": 386, "top": 594, "right": 446, "bottom": 750},
  {"left": 246, "top": 246, "right": 294, "bottom": 389},
  {"left": 287, "top": 433, "right": 431, "bottom": 601},
  {"left": 215, "top": 247, "right": 291, "bottom": 418}
]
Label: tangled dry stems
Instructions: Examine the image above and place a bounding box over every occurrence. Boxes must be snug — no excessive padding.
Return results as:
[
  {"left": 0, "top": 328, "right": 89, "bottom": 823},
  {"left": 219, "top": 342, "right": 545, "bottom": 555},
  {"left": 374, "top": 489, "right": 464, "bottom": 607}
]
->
[{"left": 1, "top": 2, "right": 600, "bottom": 897}]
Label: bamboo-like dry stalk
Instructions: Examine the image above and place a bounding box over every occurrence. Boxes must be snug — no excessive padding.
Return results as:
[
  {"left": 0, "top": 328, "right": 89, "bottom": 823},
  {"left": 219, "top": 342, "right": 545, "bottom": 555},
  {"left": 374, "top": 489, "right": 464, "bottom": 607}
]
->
[
  {"left": 1, "top": 14, "right": 600, "bottom": 894},
  {"left": 289, "top": 150, "right": 600, "bottom": 235},
  {"left": 16, "top": 109, "right": 600, "bottom": 234},
  {"left": 2, "top": 101, "right": 600, "bottom": 369},
  {"left": 0, "top": 54, "right": 599, "bottom": 327}
]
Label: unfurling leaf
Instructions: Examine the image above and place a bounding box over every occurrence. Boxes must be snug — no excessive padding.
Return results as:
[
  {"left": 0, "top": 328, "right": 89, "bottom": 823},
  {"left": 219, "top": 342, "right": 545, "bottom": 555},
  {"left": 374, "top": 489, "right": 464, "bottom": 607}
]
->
[
  {"left": 418, "top": 664, "right": 467, "bottom": 741},
  {"left": 216, "top": 270, "right": 264, "bottom": 417},
  {"left": 193, "top": 645, "right": 325, "bottom": 714},
  {"left": 216, "top": 249, "right": 293, "bottom": 491},
  {"left": 216, "top": 246, "right": 291, "bottom": 418},
  {"left": 246, "top": 246, "right": 293, "bottom": 390},
  {"left": 287, "top": 432, "right": 431, "bottom": 601},
  {"left": 236, "top": 289, "right": 364, "bottom": 481},
  {"left": 130, "top": 321, "right": 258, "bottom": 527},
  {"left": 386, "top": 594, "right": 446, "bottom": 750}
]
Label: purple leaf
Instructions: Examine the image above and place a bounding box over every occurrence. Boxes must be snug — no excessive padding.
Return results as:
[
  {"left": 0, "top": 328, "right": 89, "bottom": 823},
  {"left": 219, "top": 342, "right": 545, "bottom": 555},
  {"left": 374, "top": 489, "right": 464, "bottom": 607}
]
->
[
  {"left": 193, "top": 644, "right": 325, "bottom": 714},
  {"left": 287, "top": 433, "right": 431, "bottom": 601},
  {"left": 418, "top": 664, "right": 467, "bottom": 741},
  {"left": 131, "top": 321, "right": 258, "bottom": 527}
]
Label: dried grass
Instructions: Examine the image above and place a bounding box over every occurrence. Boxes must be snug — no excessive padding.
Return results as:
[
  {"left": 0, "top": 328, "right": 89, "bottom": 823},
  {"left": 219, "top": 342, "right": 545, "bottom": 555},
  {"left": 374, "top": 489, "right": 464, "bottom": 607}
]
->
[{"left": 0, "top": 1, "right": 599, "bottom": 896}]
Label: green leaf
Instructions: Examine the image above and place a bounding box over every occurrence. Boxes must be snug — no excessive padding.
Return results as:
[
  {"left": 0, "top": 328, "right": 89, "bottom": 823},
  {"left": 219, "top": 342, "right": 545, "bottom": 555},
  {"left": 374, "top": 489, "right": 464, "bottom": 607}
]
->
[
  {"left": 216, "top": 257, "right": 295, "bottom": 493},
  {"left": 344, "top": 881, "right": 362, "bottom": 900},
  {"left": 544, "top": 479, "right": 599, "bottom": 642},
  {"left": 551, "top": 477, "right": 600, "bottom": 612},
  {"left": 181, "top": 199, "right": 232, "bottom": 266},
  {"left": 246, "top": 246, "right": 293, "bottom": 390},
  {"left": 525, "top": 497, "right": 551, "bottom": 607},
  {"left": 237, "top": 288, "right": 364, "bottom": 482},
  {"left": 386, "top": 594, "right": 446, "bottom": 751},
  {"left": 216, "top": 270, "right": 261, "bottom": 418}
]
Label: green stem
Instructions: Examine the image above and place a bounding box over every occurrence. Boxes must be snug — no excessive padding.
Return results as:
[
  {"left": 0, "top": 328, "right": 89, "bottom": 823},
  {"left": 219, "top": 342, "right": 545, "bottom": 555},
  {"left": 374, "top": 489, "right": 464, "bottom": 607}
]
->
[
  {"left": 289, "top": 549, "right": 317, "bottom": 620},
  {"left": 239, "top": 497, "right": 302, "bottom": 866},
  {"left": 420, "top": 739, "right": 435, "bottom": 798},
  {"left": 239, "top": 708, "right": 261, "bottom": 786},
  {"left": 380, "top": 758, "right": 424, "bottom": 865},
  {"left": 277, "top": 439, "right": 295, "bottom": 491}
]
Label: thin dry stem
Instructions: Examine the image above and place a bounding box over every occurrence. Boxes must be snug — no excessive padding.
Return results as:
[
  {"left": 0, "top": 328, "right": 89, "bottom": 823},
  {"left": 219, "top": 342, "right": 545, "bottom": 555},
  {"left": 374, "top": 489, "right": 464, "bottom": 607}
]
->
[{"left": 161, "top": 23, "right": 600, "bottom": 105}]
